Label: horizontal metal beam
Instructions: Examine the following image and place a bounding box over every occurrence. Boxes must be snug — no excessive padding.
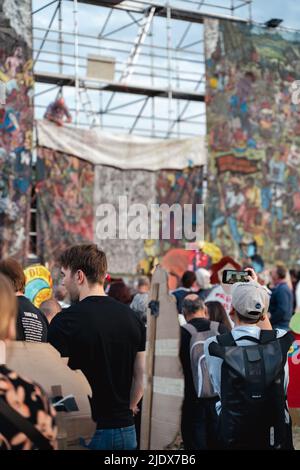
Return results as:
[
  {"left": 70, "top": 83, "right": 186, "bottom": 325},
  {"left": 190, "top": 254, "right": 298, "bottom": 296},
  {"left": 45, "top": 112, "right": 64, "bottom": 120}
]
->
[
  {"left": 34, "top": 71, "right": 205, "bottom": 101},
  {"left": 65, "top": 0, "right": 248, "bottom": 24},
  {"left": 73, "top": 0, "right": 124, "bottom": 4}
]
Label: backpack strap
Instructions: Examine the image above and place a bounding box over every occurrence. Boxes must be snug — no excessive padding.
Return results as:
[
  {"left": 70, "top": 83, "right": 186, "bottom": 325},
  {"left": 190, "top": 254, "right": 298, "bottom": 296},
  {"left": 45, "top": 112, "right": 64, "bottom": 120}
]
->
[
  {"left": 234, "top": 336, "right": 261, "bottom": 343},
  {"left": 278, "top": 331, "right": 294, "bottom": 358},
  {"left": 216, "top": 332, "right": 236, "bottom": 347},
  {"left": 0, "top": 397, "right": 53, "bottom": 450},
  {"left": 218, "top": 331, "right": 277, "bottom": 346},
  {"left": 209, "top": 320, "right": 221, "bottom": 335},
  {"left": 182, "top": 321, "right": 221, "bottom": 337},
  {"left": 259, "top": 330, "right": 277, "bottom": 344},
  {"left": 208, "top": 332, "right": 235, "bottom": 359},
  {"left": 208, "top": 340, "right": 225, "bottom": 359},
  {"left": 181, "top": 323, "right": 198, "bottom": 336},
  {"left": 258, "top": 330, "right": 293, "bottom": 357}
]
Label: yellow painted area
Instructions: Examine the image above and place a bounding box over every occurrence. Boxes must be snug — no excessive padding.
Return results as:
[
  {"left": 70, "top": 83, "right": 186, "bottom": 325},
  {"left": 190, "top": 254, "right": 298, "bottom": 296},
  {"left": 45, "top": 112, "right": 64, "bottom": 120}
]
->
[
  {"left": 0, "top": 71, "right": 9, "bottom": 83},
  {"left": 209, "top": 77, "right": 218, "bottom": 89},
  {"left": 24, "top": 265, "right": 53, "bottom": 308}
]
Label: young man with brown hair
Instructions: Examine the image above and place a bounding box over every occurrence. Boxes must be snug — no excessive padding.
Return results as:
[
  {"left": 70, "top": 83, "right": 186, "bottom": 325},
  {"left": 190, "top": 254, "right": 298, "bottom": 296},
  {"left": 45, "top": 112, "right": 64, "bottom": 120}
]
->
[
  {"left": 0, "top": 258, "right": 48, "bottom": 342},
  {"left": 48, "top": 244, "right": 146, "bottom": 450}
]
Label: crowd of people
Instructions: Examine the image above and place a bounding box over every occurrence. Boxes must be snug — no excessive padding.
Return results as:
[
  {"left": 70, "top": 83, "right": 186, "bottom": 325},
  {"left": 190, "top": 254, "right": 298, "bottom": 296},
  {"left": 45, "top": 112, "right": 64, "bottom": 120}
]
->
[{"left": 0, "top": 245, "right": 298, "bottom": 450}]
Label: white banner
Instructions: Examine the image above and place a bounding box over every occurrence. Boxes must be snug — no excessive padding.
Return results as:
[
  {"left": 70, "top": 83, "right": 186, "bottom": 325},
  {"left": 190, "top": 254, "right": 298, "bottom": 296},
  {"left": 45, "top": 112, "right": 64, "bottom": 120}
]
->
[{"left": 36, "top": 119, "right": 207, "bottom": 171}]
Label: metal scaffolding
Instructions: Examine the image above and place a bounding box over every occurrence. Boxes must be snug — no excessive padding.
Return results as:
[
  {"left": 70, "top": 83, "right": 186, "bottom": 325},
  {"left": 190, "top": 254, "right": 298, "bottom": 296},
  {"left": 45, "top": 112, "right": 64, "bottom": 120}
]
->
[{"left": 32, "top": 0, "right": 253, "bottom": 138}]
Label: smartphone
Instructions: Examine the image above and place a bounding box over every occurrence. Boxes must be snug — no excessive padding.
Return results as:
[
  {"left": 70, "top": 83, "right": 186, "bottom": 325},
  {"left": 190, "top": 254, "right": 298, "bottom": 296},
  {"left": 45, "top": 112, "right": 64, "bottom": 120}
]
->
[{"left": 222, "top": 269, "right": 250, "bottom": 284}]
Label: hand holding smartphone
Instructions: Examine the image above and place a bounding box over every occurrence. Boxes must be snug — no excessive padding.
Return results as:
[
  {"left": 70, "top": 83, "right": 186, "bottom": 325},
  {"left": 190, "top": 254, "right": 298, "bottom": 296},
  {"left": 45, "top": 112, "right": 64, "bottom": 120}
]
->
[{"left": 222, "top": 269, "right": 251, "bottom": 284}]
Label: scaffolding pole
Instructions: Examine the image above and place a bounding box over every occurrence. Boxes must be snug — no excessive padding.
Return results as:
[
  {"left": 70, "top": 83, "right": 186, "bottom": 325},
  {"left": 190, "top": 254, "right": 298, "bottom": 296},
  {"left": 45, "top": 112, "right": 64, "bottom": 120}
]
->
[
  {"left": 150, "top": 17, "right": 155, "bottom": 137},
  {"left": 166, "top": 1, "right": 172, "bottom": 135},
  {"left": 59, "top": 0, "right": 63, "bottom": 74},
  {"left": 73, "top": 0, "right": 80, "bottom": 125},
  {"left": 33, "top": 0, "right": 254, "bottom": 138},
  {"left": 248, "top": 0, "right": 252, "bottom": 22},
  {"left": 33, "top": 1, "right": 60, "bottom": 66}
]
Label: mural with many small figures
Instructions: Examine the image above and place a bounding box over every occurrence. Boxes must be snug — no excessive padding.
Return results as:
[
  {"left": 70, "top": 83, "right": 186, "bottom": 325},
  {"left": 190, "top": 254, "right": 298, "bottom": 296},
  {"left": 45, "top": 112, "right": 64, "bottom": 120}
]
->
[
  {"left": 36, "top": 148, "right": 94, "bottom": 268},
  {"left": 205, "top": 19, "right": 300, "bottom": 266},
  {"left": 156, "top": 166, "right": 204, "bottom": 256},
  {"left": 94, "top": 166, "right": 156, "bottom": 275},
  {"left": 0, "top": 24, "right": 33, "bottom": 262}
]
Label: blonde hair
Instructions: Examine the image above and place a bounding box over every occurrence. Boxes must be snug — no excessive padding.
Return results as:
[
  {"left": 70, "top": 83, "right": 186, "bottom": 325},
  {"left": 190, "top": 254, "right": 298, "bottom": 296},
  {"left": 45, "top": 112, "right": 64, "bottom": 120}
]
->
[{"left": 0, "top": 273, "right": 17, "bottom": 340}]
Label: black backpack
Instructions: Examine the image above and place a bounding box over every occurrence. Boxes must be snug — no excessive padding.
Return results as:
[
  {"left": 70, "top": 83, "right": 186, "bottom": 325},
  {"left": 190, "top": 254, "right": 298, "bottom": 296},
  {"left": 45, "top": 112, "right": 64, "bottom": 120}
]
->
[{"left": 208, "top": 330, "right": 294, "bottom": 450}]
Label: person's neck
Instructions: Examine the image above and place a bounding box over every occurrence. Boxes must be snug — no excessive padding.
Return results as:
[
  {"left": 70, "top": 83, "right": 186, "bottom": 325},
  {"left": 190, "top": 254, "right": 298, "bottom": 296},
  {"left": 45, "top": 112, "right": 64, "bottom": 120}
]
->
[
  {"left": 187, "top": 312, "right": 207, "bottom": 321},
  {"left": 79, "top": 284, "right": 106, "bottom": 302},
  {"left": 235, "top": 321, "right": 259, "bottom": 328},
  {"left": 275, "top": 279, "right": 286, "bottom": 286},
  {"left": 16, "top": 292, "right": 24, "bottom": 297}
]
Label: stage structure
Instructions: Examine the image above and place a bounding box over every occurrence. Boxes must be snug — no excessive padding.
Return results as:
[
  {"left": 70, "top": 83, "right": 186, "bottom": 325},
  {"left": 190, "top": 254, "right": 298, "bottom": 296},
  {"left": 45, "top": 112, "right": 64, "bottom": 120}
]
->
[
  {"left": 36, "top": 119, "right": 206, "bottom": 275},
  {"left": 29, "top": 0, "right": 253, "bottom": 264},
  {"left": 32, "top": 0, "right": 252, "bottom": 139}
]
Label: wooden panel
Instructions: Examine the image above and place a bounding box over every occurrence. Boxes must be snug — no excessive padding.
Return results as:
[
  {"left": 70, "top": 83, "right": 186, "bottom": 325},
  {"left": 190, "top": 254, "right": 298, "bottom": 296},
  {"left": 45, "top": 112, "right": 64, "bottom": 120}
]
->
[{"left": 141, "top": 265, "right": 183, "bottom": 450}]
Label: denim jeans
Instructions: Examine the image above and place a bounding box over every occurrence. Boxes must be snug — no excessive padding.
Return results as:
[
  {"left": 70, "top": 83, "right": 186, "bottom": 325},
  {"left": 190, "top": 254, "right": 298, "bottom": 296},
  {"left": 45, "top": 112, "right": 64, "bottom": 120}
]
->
[{"left": 88, "top": 425, "right": 137, "bottom": 450}]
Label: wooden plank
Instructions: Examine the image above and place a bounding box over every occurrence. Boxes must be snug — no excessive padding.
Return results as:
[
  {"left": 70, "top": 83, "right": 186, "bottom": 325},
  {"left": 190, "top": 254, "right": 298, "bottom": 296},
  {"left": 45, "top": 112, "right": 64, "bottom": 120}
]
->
[
  {"left": 141, "top": 265, "right": 183, "bottom": 450},
  {"left": 140, "top": 276, "right": 159, "bottom": 450}
]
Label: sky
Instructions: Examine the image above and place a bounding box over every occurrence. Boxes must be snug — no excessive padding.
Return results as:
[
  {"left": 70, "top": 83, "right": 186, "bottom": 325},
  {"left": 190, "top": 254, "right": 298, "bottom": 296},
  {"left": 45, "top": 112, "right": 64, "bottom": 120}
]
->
[{"left": 32, "top": 0, "right": 300, "bottom": 138}]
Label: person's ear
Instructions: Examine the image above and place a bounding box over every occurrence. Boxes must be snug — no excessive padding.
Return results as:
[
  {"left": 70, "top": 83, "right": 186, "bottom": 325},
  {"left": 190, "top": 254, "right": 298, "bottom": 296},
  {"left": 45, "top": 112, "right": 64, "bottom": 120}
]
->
[{"left": 77, "top": 270, "right": 85, "bottom": 285}]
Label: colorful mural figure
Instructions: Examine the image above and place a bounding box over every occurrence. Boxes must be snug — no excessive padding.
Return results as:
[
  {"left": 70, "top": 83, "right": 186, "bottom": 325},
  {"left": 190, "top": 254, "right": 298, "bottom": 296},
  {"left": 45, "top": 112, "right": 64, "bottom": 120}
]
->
[
  {"left": 205, "top": 19, "right": 300, "bottom": 265},
  {"left": 24, "top": 264, "right": 53, "bottom": 308},
  {"left": 5, "top": 46, "right": 24, "bottom": 79},
  {"left": 36, "top": 148, "right": 94, "bottom": 268},
  {"left": 136, "top": 166, "right": 204, "bottom": 276},
  {"left": 156, "top": 166, "right": 204, "bottom": 255},
  {"left": 0, "top": 31, "right": 33, "bottom": 262}
]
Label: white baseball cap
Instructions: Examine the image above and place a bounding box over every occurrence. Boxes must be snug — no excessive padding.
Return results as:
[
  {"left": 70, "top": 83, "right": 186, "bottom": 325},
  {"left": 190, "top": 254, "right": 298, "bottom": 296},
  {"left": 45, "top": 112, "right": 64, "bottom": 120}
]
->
[{"left": 231, "top": 281, "right": 271, "bottom": 320}]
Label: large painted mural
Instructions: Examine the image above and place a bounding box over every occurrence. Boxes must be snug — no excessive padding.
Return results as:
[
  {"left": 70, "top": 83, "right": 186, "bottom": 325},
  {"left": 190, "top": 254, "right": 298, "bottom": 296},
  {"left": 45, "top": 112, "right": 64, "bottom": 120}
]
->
[
  {"left": 156, "top": 166, "right": 204, "bottom": 255},
  {"left": 36, "top": 148, "right": 94, "bottom": 268},
  {"left": 93, "top": 163, "right": 204, "bottom": 275},
  {"left": 0, "top": 1, "right": 33, "bottom": 262},
  {"left": 36, "top": 151, "right": 204, "bottom": 276},
  {"left": 94, "top": 166, "right": 157, "bottom": 275},
  {"left": 205, "top": 19, "right": 300, "bottom": 266}
]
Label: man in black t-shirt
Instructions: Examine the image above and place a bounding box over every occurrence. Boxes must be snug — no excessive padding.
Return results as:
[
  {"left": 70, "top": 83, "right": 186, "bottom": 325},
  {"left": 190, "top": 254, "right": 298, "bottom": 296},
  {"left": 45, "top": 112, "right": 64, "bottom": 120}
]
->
[
  {"left": 180, "top": 294, "right": 228, "bottom": 450},
  {"left": 0, "top": 258, "right": 48, "bottom": 342},
  {"left": 48, "top": 244, "right": 146, "bottom": 450}
]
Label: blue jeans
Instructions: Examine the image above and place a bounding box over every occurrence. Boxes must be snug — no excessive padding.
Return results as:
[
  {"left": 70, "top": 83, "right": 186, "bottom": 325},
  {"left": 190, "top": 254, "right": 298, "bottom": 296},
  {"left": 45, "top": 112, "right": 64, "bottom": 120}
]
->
[{"left": 88, "top": 425, "right": 137, "bottom": 450}]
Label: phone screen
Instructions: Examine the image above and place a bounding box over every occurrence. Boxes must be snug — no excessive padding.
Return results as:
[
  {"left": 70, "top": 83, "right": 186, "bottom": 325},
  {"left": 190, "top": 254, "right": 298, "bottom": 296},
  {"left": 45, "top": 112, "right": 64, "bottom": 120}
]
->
[{"left": 222, "top": 270, "right": 250, "bottom": 284}]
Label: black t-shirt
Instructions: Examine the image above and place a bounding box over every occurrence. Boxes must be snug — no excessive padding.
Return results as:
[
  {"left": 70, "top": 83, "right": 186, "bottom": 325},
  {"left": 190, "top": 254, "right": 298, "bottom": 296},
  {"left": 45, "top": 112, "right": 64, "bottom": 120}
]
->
[
  {"left": 16, "top": 296, "right": 48, "bottom": 343},
  {"left": 179, "top": 318, "right": 228, "bottom": 402},
  {"left": 48, "top": 295, "right": 146, "bottom": 429}
]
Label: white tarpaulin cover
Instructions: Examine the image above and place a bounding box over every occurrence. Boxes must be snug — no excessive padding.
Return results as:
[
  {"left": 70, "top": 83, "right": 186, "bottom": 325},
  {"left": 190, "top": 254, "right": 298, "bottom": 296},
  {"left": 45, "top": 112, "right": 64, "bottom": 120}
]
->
[{"left": 36, "top": 120, "right": 207, "bottom": 171}]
